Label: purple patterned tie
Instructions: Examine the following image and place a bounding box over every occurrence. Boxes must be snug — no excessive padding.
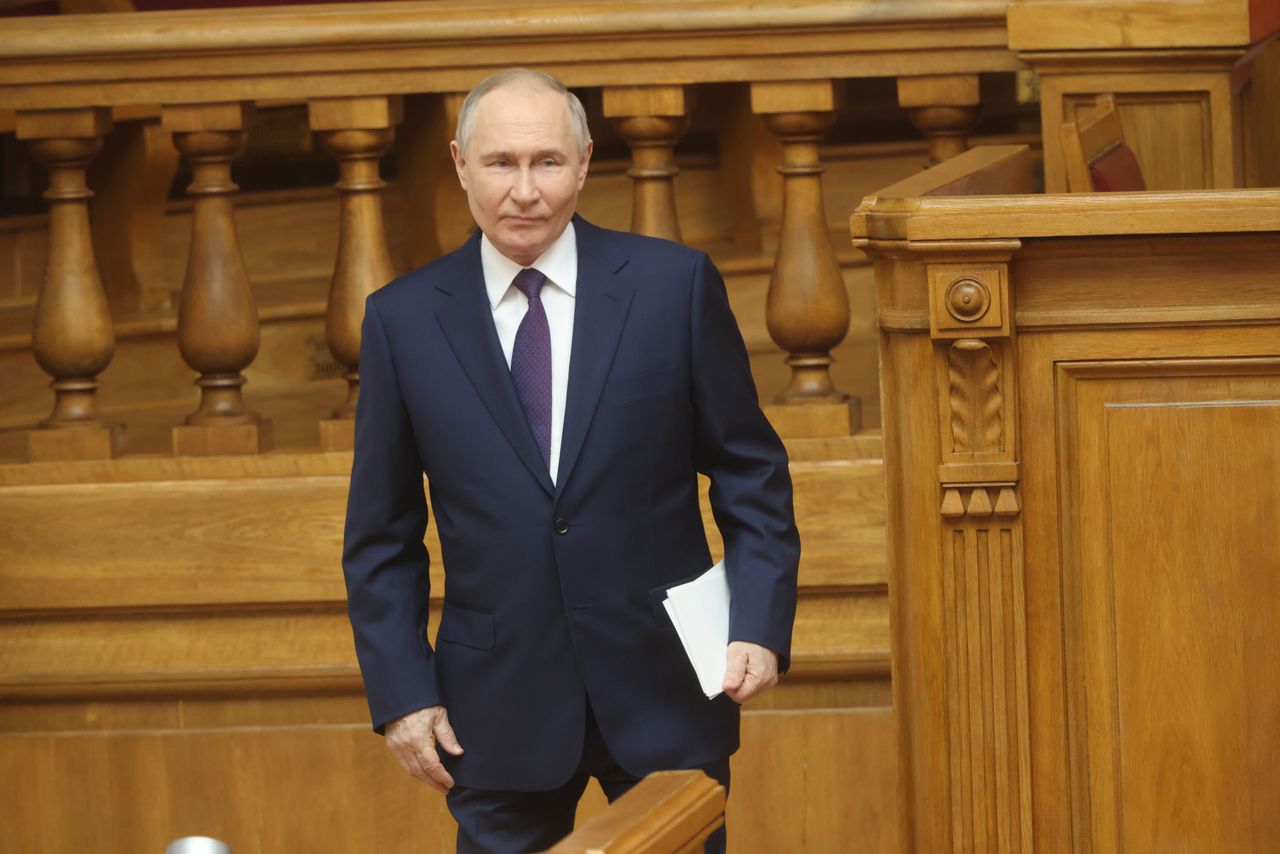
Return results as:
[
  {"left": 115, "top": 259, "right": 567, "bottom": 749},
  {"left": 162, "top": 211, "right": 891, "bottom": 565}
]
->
[{"left": 510, "top": 268, "right": 552, "bottom": 468}]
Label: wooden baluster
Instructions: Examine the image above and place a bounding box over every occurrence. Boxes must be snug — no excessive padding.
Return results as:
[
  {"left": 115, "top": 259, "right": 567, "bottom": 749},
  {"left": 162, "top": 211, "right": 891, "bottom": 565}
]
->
[
  {"left": 15, "top": 108, "right": 123, "bottom": 462},
  {"left": 308, "top": 95, "right": 402, "bottom": 452},
  {"left": 750, "top": 80, "right": 858, "bottom": 438},
  {"left": 162, "top": 102, "right": 270, "bottom": 456},
  {"left": 603, "top": 85, "right": 693, "bottom": 242},
  {"left": 898, "top": 75, "right": 982, "bottom": 166}
]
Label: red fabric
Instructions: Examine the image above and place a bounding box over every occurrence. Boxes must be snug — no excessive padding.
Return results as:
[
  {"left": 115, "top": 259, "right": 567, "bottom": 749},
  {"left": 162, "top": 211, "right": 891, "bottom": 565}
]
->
[{"left": 1089, "top": 144, "right": 1146, "bottom": 192}]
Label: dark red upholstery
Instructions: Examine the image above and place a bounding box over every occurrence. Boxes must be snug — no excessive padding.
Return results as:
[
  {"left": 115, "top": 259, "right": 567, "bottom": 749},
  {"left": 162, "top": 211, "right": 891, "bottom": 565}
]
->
[{"left": 1088, "top": 144, "right": 1146, "bottom": 192}]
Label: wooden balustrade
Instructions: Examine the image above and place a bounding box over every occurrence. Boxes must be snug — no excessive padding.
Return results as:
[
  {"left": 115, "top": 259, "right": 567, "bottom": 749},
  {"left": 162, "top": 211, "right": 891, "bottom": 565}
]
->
[
  {"left": 15, "top": 107, "right": 122, "bottom": 462},
  {"left": 309, "top": 95, "right": 402, "bottom": 452},
  {"left": 0, "top": 0, "right": 1024, "bottom": 459},
  {"left": 547, "top": 771, "right": 725, "bottom": 853},
  {"left": 164, "top": 102, "right": 270, "bottom": 456}
]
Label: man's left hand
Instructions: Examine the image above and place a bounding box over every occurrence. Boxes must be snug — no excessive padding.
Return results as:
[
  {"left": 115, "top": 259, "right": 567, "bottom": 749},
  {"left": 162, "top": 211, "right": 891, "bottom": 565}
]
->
[{"left": 722, "top": 641, "right": 779, "bottom": 703}]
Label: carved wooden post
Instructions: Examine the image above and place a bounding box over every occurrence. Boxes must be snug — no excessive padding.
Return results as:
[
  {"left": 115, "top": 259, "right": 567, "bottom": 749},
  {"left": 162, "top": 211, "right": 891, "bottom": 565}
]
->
[
  {"left": 163, "top": 102, "right": 269, "bottom": 456},
  {"left": 602, "top": 85, "right": 693, "bottom": 242},
  {"left": 898, "top": 75, "right": 982, "bottom": 166},
  {"left": 750, "top": 80, "right": 858, "bottom": 438},
  {"left": 308, "top": 95, "right": 402, "bottom": 452},
  {"left": 16, "top": 108, "right": 123, "bottom": 462}
]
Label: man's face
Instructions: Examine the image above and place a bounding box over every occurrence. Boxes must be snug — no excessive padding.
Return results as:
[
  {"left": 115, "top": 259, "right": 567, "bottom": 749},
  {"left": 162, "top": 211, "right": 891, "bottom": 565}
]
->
[{"left": 451, "top": 86, "right": 592, "bottom": 267}]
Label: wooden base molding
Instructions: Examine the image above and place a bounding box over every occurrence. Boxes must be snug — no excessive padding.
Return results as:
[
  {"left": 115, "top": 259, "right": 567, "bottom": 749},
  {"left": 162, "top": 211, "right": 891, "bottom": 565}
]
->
[
  {"left": 26, "top": 422, "right": 123, "bottom": 462},
  {"left": 764, "top": 399, "right": 861, "bottom": 439},
  {"left": 317, "top": 417, "right": 354, "bottom": 452},
  {"left": 172, "top": 420, "right": 272, "bottom": 456}
]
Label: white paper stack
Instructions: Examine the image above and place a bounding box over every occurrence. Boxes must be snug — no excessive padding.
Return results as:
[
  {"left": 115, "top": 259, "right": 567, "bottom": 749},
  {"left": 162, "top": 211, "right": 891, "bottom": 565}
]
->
[{"left": 661, "top": 560, "right": 730, "bottom": 698}]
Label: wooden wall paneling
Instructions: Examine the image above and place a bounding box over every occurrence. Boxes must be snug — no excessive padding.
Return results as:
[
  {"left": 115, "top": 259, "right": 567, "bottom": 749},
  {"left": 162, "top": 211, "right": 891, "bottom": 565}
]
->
[
  {"left": 1056, "top": 359, "right": 1280, "bottom": 852},
  {"left": 1243, "top": 35, "right": 1280, "bottom": 188}
]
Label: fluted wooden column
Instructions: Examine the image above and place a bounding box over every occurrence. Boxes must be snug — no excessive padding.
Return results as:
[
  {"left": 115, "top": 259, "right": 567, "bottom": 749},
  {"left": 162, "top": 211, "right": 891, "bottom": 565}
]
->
[
  {"left": 898, "top": 75, "right": 982, "bottom": 166},
  {"left": 603, "top": 85, "right": 693, "bottom": 242},
  {"left": 750, "top": 80, "right": 858, "bottom": 438},
  {"left": 16, "top": 108, "right": 123, "bottom": 462},
  {"left": 308, "top": 95, "right": 402, "bottom": 452},
  {"left": 163, "top": 102, "right": 269, "bottom": 456}
]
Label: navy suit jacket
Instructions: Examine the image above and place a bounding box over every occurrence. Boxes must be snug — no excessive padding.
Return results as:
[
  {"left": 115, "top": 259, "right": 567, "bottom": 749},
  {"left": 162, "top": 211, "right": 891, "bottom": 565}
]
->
[{"left": 342, "top": 215, "right": 800, "bottom": 792}]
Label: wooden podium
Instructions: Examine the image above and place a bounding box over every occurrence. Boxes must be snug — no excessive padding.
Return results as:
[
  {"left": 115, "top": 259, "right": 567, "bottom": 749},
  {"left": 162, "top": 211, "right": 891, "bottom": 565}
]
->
[{"left": 854, "top": 146, "right": 1280, "bottom": 853}]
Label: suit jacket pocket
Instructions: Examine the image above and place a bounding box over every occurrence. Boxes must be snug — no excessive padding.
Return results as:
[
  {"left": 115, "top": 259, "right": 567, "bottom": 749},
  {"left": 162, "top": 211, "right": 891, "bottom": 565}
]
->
[
  {"left": 601, "top": 366, "right": 682, "bottom": 406},
  {"left": 437, "top": 601, "right": 495, "bottom": 650}
]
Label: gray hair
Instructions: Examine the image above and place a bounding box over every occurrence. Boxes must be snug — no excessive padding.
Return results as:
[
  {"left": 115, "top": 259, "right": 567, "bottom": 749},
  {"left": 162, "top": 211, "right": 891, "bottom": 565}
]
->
[{"left": 455, "top": 68, "right": 592, "bottom": 156}]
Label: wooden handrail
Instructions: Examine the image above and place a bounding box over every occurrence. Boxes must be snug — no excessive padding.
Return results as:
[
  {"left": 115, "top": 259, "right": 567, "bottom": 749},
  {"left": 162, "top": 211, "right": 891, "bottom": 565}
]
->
[
  {"left": 545, "top": 770, "right": 726, "bottom": 854},
  {"left": 0, "top": 0, "right": 1020, "bottom": 109}
]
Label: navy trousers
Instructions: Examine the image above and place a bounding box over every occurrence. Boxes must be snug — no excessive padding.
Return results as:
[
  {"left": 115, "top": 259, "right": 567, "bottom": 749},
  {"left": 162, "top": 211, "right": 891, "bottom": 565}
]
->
[{"left": 446, "top": 701, "right": 730, "bottom": 854}]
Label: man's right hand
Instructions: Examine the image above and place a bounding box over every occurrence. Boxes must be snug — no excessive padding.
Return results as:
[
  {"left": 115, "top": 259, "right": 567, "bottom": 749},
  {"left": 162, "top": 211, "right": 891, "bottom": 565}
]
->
[{"left": 385, "top": 705, "right": 465, "bottom": 793}]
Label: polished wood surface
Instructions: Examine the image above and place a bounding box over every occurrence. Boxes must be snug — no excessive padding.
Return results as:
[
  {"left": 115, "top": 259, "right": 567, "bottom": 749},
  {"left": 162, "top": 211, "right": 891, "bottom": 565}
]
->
[
  {"left": 857, "top": 147, "right": 1280, "bottom": 853},
  {"left": 547, "top": 771, "right": 724, "bottom": 854}
]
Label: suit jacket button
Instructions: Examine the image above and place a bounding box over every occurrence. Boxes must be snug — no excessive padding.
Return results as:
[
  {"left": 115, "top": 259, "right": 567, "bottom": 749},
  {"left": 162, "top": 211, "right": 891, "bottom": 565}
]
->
[{"left": 554, "top": 518, "right": 570, "bottom": 535}]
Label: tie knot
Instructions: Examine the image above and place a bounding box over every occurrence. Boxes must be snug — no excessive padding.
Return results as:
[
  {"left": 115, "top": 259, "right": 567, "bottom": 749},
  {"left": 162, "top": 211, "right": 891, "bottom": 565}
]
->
[{"left": 512, "top": 268, "right": 547, "bottom": 301}]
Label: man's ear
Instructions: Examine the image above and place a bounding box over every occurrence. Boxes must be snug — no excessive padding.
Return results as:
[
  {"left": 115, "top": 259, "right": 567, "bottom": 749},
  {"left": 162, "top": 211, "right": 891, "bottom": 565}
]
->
[
  {"left": 576, "top": 140, "right": 593, "bottom": 189},
  {"left": 449, "top": 140, "right": 469, "bottom": 191}
]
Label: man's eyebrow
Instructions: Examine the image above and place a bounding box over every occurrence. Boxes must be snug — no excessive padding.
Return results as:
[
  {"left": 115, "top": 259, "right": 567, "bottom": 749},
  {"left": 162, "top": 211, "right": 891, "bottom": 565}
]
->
[{"left": 477, "top": 148, "right": 568, "bottom": 161}]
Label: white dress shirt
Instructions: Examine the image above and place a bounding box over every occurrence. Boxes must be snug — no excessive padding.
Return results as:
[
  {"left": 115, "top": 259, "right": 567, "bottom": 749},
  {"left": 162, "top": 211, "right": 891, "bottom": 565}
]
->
[{"left": 480, "top": 221, "right": 577, "bottom": 485}]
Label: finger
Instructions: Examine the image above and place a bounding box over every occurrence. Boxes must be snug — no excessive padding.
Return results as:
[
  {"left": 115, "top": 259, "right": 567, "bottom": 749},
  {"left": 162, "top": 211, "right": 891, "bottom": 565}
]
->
[
  {"left": 722, "top": 646, "right": 748, "bottom": 692},
  {"left": 389, "top": 740, "right": 431, "bottom": 784},
  {"left": 435, "top": 715, "right": 465, "bottom": 756},
  {"left": 418, "top": 745, "right": 456, "bottom": 792}
]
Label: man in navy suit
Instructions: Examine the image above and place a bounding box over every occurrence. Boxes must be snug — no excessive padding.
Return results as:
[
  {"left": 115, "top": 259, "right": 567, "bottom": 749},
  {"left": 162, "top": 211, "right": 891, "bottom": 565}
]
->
[{"left": 342, "top": 68, "right": 800, "bottom": 853}]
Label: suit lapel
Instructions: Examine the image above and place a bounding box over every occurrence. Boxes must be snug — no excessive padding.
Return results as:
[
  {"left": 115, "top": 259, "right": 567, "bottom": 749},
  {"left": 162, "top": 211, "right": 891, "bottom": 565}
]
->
[
  {"left": 434, "top": 236, "right": 556, "bottom": 498},
  {"left": 555, "top": 219, "right": 635, "bottom": 497}
]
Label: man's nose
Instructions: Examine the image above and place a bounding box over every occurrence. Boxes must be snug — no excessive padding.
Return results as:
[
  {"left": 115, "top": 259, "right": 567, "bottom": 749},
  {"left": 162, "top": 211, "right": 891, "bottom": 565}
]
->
[{"left": 510, "top": 167, "right": 539, "bottom": 205}]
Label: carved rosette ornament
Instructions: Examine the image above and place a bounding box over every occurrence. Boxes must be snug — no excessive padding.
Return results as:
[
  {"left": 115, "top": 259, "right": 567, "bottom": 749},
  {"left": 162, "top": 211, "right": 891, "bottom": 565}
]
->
[{"left": 928, "top": 256, "right": 1033, "bottom": 852}]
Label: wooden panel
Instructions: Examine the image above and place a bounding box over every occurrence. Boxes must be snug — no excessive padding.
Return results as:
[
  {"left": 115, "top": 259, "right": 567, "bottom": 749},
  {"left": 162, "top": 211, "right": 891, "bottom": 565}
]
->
[
  {"left": 0, "top": 705, "right": 897, "bottom": 853},
  {"left": 1056, "top": 359, "right": 1280, "bottom": 852},
  {"left": 1065, "top": 92, "right": 1210, "bottom": 190}
]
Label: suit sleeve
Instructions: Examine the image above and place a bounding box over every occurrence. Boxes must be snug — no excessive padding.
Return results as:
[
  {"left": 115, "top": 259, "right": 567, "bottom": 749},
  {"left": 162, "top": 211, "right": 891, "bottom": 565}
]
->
[
  {"left": 342, "top": 295, "right": 441, "bottom": 733},
  {"left": 688, "top": 251, "right": 801, "bottom": 671}
]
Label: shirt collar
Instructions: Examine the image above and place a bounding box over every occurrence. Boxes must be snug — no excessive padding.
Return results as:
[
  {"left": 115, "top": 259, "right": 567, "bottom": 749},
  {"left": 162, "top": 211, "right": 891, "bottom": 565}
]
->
[{"left": 480, "top": 220, "right": 578, "bottom": 310}]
